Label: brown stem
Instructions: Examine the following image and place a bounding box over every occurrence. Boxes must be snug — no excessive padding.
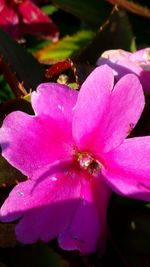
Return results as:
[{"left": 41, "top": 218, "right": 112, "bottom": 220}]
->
[
  {"left": 0, "top": 57, "right": 27, "bottom": 97},
  {"left": 107, "top": 0, "right": 150, "bottom": 19}
]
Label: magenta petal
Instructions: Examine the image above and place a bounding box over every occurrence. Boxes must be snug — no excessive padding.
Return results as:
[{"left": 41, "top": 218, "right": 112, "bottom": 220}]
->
[
  {"left": 58, "top": 200, "right": 100, "bottom": 254},
  {"left": 0, "top": 180, "right": 37, "bottom": 221},
  {"left": 103, "top": 137, "right": 150, "bottom": 201},
  {"left": 73, "top": 65, "right": 144, "bottom": 154},
  {"left": 0, "top": 111, "right": 73, "bottom": 176},
  {"left": 31, "top": 83, "right": 78, "bottom": 123},
  {"left": 15, "top": 200, "right": 78, "bottom": 244},
  {"left": 59, "top": 175, "right": 111, "bottom": 254},
  {"left": 72, "top": 65, "right": 114, "bottom": 151},
  {"left": 97, "top": 74, "right": 145, "bottom": 153},
  {"left": 0, "top": 165, "right": 82, "bottom": 243},
  {"left": 91, "top": 175, "right": 111, "bottom": 254},
  {"left": 0, "top": 162, "right": 81, "bottom": 220}
]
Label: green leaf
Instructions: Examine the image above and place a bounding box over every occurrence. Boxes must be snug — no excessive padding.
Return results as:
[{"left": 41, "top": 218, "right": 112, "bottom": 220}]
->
[
  {"left": 0, "top": 75, "right": 15, "bottom": 104},
  {"left": 0, "top": 29, "right": 44, "bottom": 95},
  {"left": 41, "top": 4, "right": 58, "bottom": 15},
  {"left": 51, "top": 0, "right": 111, "bottom": 26},
  {"left": 27, "top": 39, "right": 51, "bottom": 55},
  {"left": 68, "top": 82, "right": 79, "bottom": 89},
  {"left": 36, "top": 30, "right": 94, "bottom": 64}
]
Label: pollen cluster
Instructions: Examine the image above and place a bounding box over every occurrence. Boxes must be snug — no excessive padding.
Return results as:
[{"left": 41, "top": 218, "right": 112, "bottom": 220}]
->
[{"left": 76, "top": 151, "right": 101, "bottom": 175}]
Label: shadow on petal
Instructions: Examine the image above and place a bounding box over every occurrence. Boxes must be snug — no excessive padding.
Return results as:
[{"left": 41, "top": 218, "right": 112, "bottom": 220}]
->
[{"left": 1, "top": 198, "right": 103, "bottom": 254}]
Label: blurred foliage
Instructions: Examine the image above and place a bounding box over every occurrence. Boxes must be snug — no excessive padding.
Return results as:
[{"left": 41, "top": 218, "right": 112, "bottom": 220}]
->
[
  {"left": 107, "top": 195, "right": 150, "bottom": 267},
  {"left": 74, "top": 9, "right": 136, "bottom": 65},
  {"left": 0, "top": 156, "right": 26, "bottom": 187},
  {"left": 108, "top": 0, "right": 150, "bottom": 18},
  {"left": 0, "top": 0, "right": 150, "bottom": 266},
  {"left": 50, "top": 0, "right": 112, "bottom": 26},
  {"left": 0, "top": 243, "right": 69, "bottom": 267},
  {"left": 36, "top": 30, "right": 94, "bottom": 64},
  {"left": 41, "top": 4, "right": 58, "bottom": 15},
  {"left": 0, "top": 29, "right": 44, "bottom": 96},
  {"left": 0, "top": 76, "right": 14, "bottom": 104}
]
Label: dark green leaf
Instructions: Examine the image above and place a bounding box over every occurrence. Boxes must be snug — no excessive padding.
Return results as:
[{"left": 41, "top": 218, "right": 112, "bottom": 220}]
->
[
  {"left": 108, "top": 195, "right": 150, "bottom": 267},
  {"left": 41, "top": 4, "right": 58, "bottom": 15},
  {"left": 0, "top": 29, "right": 44, "bottom": 95},
  {"left": 0, "top": 75, "right": 15, "bottom": 104},
  {"left": 75, "top": 9, "right": 136, "bottom": 65},
  {"left": 51, "top": 0, "right": 112, "bottom": 26}
]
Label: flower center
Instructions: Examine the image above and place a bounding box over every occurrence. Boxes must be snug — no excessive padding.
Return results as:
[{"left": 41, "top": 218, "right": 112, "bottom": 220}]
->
[{"left": 76, "top": 151, "right": 101, "bottom": 175}]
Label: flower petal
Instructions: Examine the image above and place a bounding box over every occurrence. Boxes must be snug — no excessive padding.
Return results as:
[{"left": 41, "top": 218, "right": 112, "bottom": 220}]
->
[
  {"left": 58, "top": 199, "right": 100, "bottom": 254},
  {"left": 129, "top": 48, "right": 150, "bottom": 62},
  {"left": 0, "top": 163, "right": 82, "bottom": 243},
  {"left": 59, "top": 175, "right": 111, "bottom": 254},
  {"left": 97, "top": 73, "right": 145, "bottom": 153},
  {"left": 103, "top": 137, "right": 150, "bottom": 201},
  {"left": 0, "top": 159, "right": 110, "bottom": 253},
  {"left": 97, "top": 49, "right": 140, "bottom": 79},
  {"left": 31, "top": 83, "right": 78, "bottom": 123},
  {"left": 73, "top": 65, "right": 144, "bottom": 154},
  {"left": 18, "top": 0, "right": 59, "bottom": 41},
  {"left": 15, "top": 200, "right": 79, "bottom": 244},
  {"left": 0, "top": 111, "right": 73, "bottom": 177},
  {"left": 0, "top": 4, "right": 19, "bottom": 38},
  {"left": 97, "top": 49, "right": 150, "bottom": 92},
  {"left": 72, "top": 65, "right": 114, "bottom": 150},
  {"left": 99, "top": 58, "right": 142, "bottom": 80}
]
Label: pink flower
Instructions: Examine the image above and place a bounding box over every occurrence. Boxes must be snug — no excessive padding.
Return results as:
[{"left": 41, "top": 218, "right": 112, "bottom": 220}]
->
[
  {"left": 97, "top": 48, "right": 150, "bottom": 92},
  {"left": 0, "top": 0, "right": 59, "bottom": 40},
  {"left": 1, "top": 65, "right": 150, "bottom": 254}
]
